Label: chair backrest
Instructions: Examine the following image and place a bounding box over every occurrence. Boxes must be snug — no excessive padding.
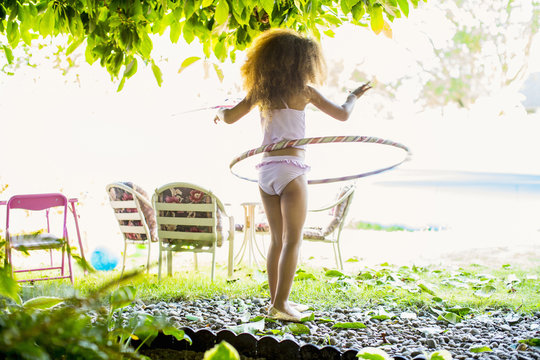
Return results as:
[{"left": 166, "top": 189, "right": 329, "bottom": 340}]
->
[
  {"left": 152, "top": 182, "right": 220, "bottom": 249},
  {"left": 6, "top": 193, "right": 68, "bottom": 236},
  {"left": 106, "top": 182, "right": 156, "bottom": 242},
  {"left": 322, "top": 184, "right": 356, "bottom": 236}
]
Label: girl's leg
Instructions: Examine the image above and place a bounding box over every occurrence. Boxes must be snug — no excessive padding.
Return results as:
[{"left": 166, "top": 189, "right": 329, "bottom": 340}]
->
[
  {"left": 259, "top": 188, "right": 284, "bottom": 304},
  {"left": 273, "top": 175, "right": 307, "bottom": 315}
]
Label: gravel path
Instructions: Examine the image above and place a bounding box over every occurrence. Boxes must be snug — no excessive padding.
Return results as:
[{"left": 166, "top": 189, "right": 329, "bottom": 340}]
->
[{"left": 121, "top": 298, "right": 540, "bottom": 360}]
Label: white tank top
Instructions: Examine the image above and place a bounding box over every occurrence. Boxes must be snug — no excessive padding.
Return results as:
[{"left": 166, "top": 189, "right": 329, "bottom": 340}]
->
[{"left": 261, "top": 103, "right": 306, "bottom": 149}]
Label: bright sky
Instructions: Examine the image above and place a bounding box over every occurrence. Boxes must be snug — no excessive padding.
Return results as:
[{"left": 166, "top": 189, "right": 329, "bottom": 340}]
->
[{"left": 1, "top": 2, "right": 540, "bottom": 253}]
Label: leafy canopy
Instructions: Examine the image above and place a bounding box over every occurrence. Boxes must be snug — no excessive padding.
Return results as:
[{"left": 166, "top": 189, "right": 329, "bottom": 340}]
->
[{"left": 0, "top": 0, "right": 424, "bottom": 89}]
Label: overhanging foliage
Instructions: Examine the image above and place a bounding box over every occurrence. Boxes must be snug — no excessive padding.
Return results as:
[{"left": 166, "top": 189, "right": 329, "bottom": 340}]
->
[{"left": 0, "top": 0, "right": 424, "bottom": 89}]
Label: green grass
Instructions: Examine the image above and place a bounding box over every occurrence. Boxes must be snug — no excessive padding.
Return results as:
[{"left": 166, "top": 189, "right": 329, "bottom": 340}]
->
[
  {"left": 350, "top": 221, "right": 413, "bottom": 232},
  {"left": 19, "top": 262, "right": 540, "bottom": 315}
]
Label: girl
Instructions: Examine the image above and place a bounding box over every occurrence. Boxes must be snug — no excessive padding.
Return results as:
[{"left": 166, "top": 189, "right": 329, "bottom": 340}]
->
[{"left": 215, "top": 28, "right": 371, "bottom": 322}]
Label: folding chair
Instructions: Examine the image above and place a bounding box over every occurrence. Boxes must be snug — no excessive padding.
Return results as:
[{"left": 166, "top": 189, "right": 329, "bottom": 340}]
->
[
  {"left": 5, "top": 193, "right": 74, "bottom": 283},
  {"left": 153, "top": 182, "right": 234, "bottom": 281},
  {"left": 303, "top": 184, "right": 356, "bottom": 270},
  {"left": 106, "top": 182, "right": 157, "bottom": 275}
]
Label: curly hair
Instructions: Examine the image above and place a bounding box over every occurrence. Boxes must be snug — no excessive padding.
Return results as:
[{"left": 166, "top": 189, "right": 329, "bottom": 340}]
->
[{"left": 241, "top": 28, "right": 327, "bottom": 120}]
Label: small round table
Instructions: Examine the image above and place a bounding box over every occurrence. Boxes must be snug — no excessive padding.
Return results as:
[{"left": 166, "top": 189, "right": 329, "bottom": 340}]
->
[{"left": 235, "top": 202, "right": 267, "bottom": 267}]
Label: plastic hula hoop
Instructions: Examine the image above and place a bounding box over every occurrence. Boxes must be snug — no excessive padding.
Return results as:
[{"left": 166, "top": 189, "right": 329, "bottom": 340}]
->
[{"left": 229, "top": 135, "right": 412, "bottom": 185}]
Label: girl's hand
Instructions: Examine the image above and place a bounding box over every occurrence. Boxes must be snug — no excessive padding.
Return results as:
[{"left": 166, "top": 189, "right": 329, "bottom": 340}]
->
[{"left": 351, "top": 82, "right": 372, "bottom": 98}]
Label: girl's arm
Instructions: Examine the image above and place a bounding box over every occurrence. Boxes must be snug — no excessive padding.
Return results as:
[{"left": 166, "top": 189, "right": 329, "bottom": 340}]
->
[
  {"left": 307, "top": 82, "right": 371, "bottom": 121},
  {"left": 214, "top": 97, "right": 254, "bottom": 124}
]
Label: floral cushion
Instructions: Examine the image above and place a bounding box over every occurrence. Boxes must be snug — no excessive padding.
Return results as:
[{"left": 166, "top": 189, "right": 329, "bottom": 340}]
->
[
  {"left": 108, "top": 182, "right": 157, "bottom": 242},
  {"left": 321, "top": 184, "right": 354, "bottom": 236},
  {"left": 156, "top": 186, "right": 228, "bottom": 248},
  {"left": 302, "top": 227, "right": 325, "bottom": 240}
]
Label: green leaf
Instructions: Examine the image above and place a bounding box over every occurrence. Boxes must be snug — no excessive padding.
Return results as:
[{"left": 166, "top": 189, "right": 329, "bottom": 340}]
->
[
  {"left": 474, "top": 285, "right": 496, "bottom": 298},
  {"left": 0, "top": 267, "right": 21, "bottom": 305},
  {"left": 323, "top": 29, "right": 336, "bottom": 38},
  {"left": 261, "top": 0, "right": 274, "bottom": 17},
  {"left": 418, "top": 282, "right": 436, "bottom": 295},
  {"left": 184, "top": 0, "right": 195, "bottom": 19},
  {"left": 170, "top": 21, "right": 182, "bottom": 43},
  {"left": 429, "top": 350, "right": 452, "bottom": 360},
  {"left": 356, "top": 347, "right": 392, "bottom": 360},
  {"left": 183, "top": 20, "right": 195, "bottom": 43},
  {"left": 437, "top": 311, "right": 462, "bottom": 324},
  {"left": 163, "top": 327, "right": 192, "bottom": 344},
  {"left": 340, "top": 0, "right": 351, "bottom": 14},
  {"left": 370, "top": 5, "right": 384, "bottom": 34},
  {"left": 351, "top": 2, "right": 365, "bottom": 21},
  {"left": 152, "top": 62, "right": 163, "bottom": 87},
  {"left": 124, "top": 58, "right": 138, "bottom": 78},
  {"left": 295, "top": 271, "right": 317, "bottom": 281},
  {"left": 117, "top": 76, "right": 126, "bottom": 92},
  {"left": 139, "top": 32, "right": 153, "bottom": 58},
  {"left": 447, "top": 306, "right": 471, "bottom": 316},
  {"left": 3, "top": 45, "right": 14, "bottom": 64},
  {"left": 214, "top": 38, "right": 227, "bottom": 62},
  {"left": 215, "top": 0, "right": 229, "bottom": 25},
  {"left": 23, "top": 296, "right": 64, "bottom": 310},
  {"left": 39, "top": 7, "right": 55, "bottom": 37},
  {"left": 66, "top": 38, "right": 84, "bottom": 56},
  {"left": 203, "top": 341, "right": 240, "bottom": 360},
  {"left": 316, "top": 318, "right": 333, "bottom": 323},
  {"left": 396, "top": 0, "right": 409, "bottom": 17},
  {"left": 202, "top": 0, "right": 214, "bottom": 7},
  {"left": 325, "top": 269, "right": 344, "bottom": 277},
  {"left": 213, "top": 63, "right": 224, "bottom": 82},
  {"left": 300, "top": 312, "right": 315, "bottom": 322},
  {"left": 6, "top": 21, "right": 20, "bottom": 48},
  {"left": 370, "top": 308, "right": 394, "bottom": 320},
  {"left": 332, "top": 322, "right": 366, "bottom": 329},
  {"left": 285, "top": 323, "right": 311, "bottom": 335},
  {"left": 185, "top": 314, "right": 202, "bottom": 321},
  {"left": 519, "top": 338, "right": 540, "bottom": 346},
  {"left": 469, "top": 346, "right": 492, "bottom": 353},
  {"left": 227, "top": 319, "right": 265, "bottom": 334},
  {"left": 110, "top": 285, "right": 136, "bottom": 311}
]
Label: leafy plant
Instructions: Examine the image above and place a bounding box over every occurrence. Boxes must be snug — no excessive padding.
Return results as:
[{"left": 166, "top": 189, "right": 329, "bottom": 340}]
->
[
  {"left": 0, "top": 0, "right": 425, "bottom": 88},
  {"left": 0, "top": 268, "right": 189, "bottom": 359},
  {"left": 203, "top": 341, "right": 240, "bottom": 360}
]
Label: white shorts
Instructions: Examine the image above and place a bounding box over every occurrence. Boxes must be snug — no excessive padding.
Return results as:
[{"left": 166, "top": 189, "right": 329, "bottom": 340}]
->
[{"left": 256, "top": 156, "right": 310, "bottom": 196}]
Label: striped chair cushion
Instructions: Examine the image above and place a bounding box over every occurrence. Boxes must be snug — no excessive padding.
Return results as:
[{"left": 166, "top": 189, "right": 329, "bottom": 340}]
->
[{"left": 11, "top": 233, "right": 64, "bottom": 250}]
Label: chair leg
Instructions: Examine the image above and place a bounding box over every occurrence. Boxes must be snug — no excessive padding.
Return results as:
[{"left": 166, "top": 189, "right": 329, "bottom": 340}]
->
[
  {"left": 61, "top": 247, "right": 65, "bottom": 276},
  {"left": 330, "top": 242, "right": 340, "bottom": 270},
  {"left": 121, "top": 241, "right": 128, "bottom": 278},
  {"left": 66, "top": 245, "right": 74, "bottom": 284},
  {"left": 333, "top": 242, "right": 344, "bottom": 270},
  {"left": 146, "top": 241, "right": 151, "bottom": 274},
  {"left": 158, "top": 243, "right": 162, "bottom": 281},
  {"left": 211, "top": 247, "right": 216, "bottom": 282},
  {"left": 167, "top": 250, "right": 172, "bottom": 277},
  {"left": 228, "top": 220, "right": 234, "bottom": 278},
  {"left": 6, "top": 242, "right": 13, "bottom": 278}
]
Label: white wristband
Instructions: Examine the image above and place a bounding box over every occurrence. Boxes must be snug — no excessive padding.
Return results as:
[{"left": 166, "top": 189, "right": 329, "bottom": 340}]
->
[{"left": 216, "top": 108, "right": 226, "bottom": 122}]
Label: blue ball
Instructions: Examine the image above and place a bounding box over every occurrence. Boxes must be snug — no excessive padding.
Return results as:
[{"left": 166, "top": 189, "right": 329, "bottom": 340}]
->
[{"left": 90, "top": 247, "right": 119, "bottom": 271}]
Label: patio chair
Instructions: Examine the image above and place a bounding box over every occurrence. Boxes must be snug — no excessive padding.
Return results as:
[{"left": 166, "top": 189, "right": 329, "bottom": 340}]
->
[
  {"left": 152, "top": 182, "right": 234, "bottom": 281},
  {"left": 106, "top": 182, "right": 157, "bottom": 275},
  {"left": 303, "top": 184, "right": 356, "bottom": 270},
  {"left": 5, "top": 193, "right": 74, "bottom": 283}
]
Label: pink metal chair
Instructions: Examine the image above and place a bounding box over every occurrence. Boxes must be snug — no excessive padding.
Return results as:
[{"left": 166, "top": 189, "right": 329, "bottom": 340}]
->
[{"left": 5, "top": 193, "right": 74, "bottom": 283}]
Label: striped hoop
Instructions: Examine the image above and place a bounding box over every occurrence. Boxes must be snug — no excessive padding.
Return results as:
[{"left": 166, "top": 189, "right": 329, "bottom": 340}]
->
[{"left": 229, "top": 135, "right": 412, "bottom": 185}]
